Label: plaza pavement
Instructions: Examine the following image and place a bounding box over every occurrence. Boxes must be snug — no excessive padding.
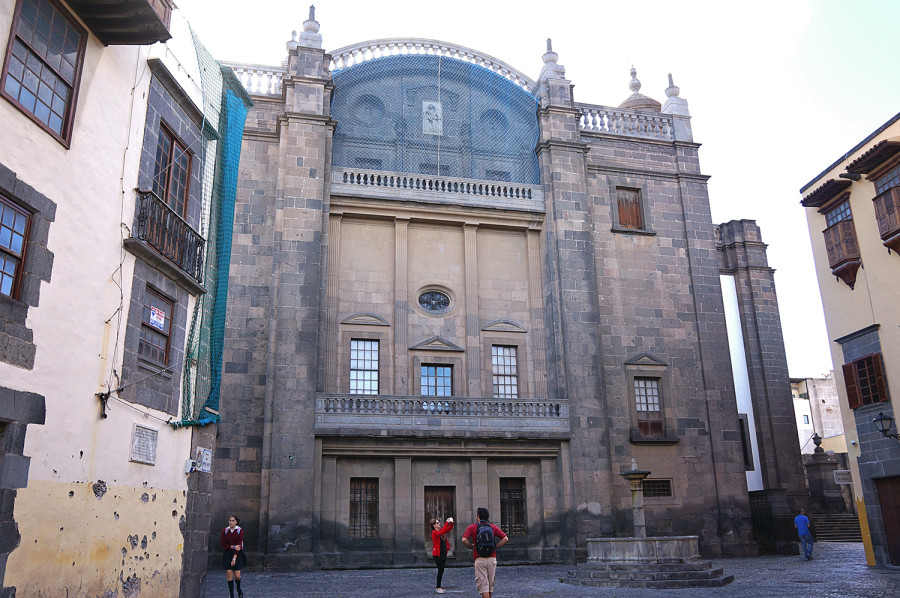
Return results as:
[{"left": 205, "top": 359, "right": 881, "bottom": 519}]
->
[{"left": 205, "top": 542, "right": 900, "bottom": 597}]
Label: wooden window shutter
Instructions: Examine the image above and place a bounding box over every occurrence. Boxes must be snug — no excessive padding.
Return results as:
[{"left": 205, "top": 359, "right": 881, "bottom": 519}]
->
[
  {"left": 842, "top": 362, "right": 861, "bottom": 409},
  {"left": 872, "top": 352, "right": 889, "bottom": 404}
]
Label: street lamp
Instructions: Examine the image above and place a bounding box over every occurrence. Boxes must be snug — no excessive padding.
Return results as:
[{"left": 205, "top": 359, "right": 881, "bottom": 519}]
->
[{"left": 872, "top": 412, "right": 900, "bottom": 440}]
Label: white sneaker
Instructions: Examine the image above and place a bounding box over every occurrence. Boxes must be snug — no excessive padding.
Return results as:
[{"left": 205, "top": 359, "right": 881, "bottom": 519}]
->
[{"left": 435, "top": 589, "right": 445, "bottom": 594}]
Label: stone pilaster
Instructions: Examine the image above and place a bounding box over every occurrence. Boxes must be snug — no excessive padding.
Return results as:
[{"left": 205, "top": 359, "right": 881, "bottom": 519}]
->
[{"left": 464, "top": 223, "right": 481, "bottom": 397}]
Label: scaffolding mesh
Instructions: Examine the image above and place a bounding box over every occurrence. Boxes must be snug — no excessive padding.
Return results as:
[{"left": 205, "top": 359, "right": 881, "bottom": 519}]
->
[
  {"left": 174, "top": 30, "right": 251, "bottom": 428},
  {"left": 331, "top": 54, "right": 539, "bottom": 184}
]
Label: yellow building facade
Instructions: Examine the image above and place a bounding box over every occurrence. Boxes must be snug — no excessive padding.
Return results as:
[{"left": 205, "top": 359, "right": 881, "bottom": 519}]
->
[{"left": 801, "top": 112, "right": 900, "bottom": 566}]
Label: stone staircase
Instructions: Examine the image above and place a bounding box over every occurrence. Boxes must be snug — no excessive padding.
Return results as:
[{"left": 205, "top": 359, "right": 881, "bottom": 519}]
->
[
  {"left": 814, "top": 513, "right": 863, "bottom": 542},
  {"left": 562, "top": 560, "right": 734, "bottom": 588}
]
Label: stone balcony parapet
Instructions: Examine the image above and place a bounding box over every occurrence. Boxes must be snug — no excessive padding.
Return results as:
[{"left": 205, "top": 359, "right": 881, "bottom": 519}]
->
[
  {"left": 331, "top": 168, "right": 545, "bottom": 213},
  {"left": 576, "top": 103, "right": 675, "bottom": 141},
  {"left": 314, "top": 393, "right": 569, "bottom": 438}
]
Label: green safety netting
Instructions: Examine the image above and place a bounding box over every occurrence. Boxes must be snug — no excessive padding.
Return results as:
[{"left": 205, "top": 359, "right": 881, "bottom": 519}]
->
[
  {"left": 172, "top": 30, "right": 252, "bottom": 429},
  {"left": 331, "top": 54, "right": 540, "bottom": 184}
]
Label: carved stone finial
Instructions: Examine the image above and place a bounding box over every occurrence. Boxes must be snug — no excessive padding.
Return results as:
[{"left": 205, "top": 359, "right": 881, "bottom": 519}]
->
[
  {"left": 542, "top": 37, "right": 558, "bottom": 64},
  {"left": 303, "top": 5, "right": 320, "bottom": 33},
  {"left": 629, "top": 67, "right": 641, "bottom": 94},
  {"left": 298, "top": 4, "right": 322, "bottom": 48},
  {"left": 665, "top": 73, "right": 680, "bottom": 98},
  {"left": 286, "top": 29, "right": 299, "bottom": 52}
]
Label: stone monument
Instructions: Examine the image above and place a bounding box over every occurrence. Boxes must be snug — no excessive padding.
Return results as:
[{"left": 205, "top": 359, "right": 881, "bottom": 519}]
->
[{"left": 561, "top": 460, "right": 734, "bottom": 588}]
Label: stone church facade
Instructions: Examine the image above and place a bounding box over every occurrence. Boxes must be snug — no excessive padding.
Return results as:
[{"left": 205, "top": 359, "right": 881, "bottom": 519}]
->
[{"left": 213, "top": 13, "right": 806, "bottom": 569}]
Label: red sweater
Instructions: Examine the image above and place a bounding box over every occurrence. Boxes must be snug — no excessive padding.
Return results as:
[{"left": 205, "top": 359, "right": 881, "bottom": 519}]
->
[
  {"left": 221, "top": 526, "right": 244, "bottom": 552},
  {"left": 431, "top": 520, "right": 454, "bottom": 556}
]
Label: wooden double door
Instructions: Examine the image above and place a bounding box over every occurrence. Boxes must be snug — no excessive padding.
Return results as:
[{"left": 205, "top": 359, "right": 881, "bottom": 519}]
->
[
  {"left": 875, "top": 475, "right": 900, "bottom": 565},
  {"left": 425, "top": 486, "right": 456, "bottom": 557}
]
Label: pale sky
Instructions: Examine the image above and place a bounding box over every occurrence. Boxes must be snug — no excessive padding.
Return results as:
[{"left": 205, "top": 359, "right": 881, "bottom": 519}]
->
[{"left": 177, "top": 0, "right": 900, "bottom": 378}]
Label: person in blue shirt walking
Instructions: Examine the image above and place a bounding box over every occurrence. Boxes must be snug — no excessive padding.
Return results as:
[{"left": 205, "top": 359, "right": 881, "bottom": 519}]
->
[{"left": 794, "top": 508, "right": 814, "bottom": 560}]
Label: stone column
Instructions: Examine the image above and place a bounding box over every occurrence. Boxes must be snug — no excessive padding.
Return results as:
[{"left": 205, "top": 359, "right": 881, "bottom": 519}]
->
[
  {"left": 464, "top": 223, "right": 481, "bottom": 397},
  {"left": 394, "top": 218, "right": 409, "bottom": 392},
  {"left": 394, "top": 457, "right": 413, "bottom": 562}
]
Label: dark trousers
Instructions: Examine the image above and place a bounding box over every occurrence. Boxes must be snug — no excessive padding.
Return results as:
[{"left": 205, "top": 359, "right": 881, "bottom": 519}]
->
[{"left": 433, "top": 555, "right": 446, "bottom": 587}]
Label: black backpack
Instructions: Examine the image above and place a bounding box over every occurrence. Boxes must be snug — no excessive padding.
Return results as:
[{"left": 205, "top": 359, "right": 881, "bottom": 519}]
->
[{"left": 475, "top": 522, "right": 495, "bottom": 557}]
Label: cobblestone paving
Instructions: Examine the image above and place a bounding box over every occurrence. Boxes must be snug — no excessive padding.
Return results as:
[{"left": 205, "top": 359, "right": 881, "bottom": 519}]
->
[{"left": 206, "top": 543, "right": 900, "bottom": 598}]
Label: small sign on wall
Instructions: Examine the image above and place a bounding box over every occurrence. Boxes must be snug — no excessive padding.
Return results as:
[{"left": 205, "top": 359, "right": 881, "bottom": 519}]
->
[
  {"left": 149, "top": 306, "right": 166, "bottom": 331},
  {"left": 196, "top": 447, "right": 212, "bottom": 473},
  {"left": 833, "top": 469, "right": 853, "bottom": 485},
  {"left": 130, "top": 424, "right": 158, "bottom": 465}
]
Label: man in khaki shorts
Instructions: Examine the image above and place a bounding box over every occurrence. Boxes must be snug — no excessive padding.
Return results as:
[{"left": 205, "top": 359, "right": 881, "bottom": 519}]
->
[{"left": 461, "top": 508, "right": 508, "bottom": 598}]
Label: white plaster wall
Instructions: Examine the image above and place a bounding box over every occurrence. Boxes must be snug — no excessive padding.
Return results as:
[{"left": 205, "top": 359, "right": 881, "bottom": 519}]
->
[
  {"left": 793, "top": 398, "right": 816, "bottom": 454},
  {"left": 0, "top": 5, "right": 206, "bottom": 596},
  {"left": 720, "top": 274, "right": 763, "bottom": 491}
]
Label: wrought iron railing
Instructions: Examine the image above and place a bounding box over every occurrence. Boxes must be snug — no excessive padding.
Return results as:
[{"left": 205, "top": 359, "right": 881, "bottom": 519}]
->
[{"left": 133, "top": 190, "right": 205, "bottom": 282}]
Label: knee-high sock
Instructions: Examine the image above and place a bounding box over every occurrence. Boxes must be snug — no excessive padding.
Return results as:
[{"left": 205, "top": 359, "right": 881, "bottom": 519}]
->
[
  {"left": 235, "top": 578, "right": 243, "bottom": 597},
  {"left": 228, "top": 579, "right": 235, "bottom": 598}
]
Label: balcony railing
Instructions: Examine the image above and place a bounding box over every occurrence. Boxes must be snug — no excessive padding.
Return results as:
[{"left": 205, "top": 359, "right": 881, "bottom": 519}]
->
[
  {"left": 822, "top": 219, "right": 861, "bottom": 289},
  {"left": 873, "top": 186, "right": 900, "bottom": 253},
  {"left": 315, "top": 394, "right": 569, "bottom": 437},
  {"left": 133, "top": 191, "right": 205, "bottom": 282}
]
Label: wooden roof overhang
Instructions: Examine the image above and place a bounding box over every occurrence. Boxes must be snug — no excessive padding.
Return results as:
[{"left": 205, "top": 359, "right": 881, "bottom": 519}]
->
[
  {"left": 845, "top": 139, "right": 900, "bottom": 176},
  {"left": 801, "top": 179, "right": 852, "bottom": 208}
]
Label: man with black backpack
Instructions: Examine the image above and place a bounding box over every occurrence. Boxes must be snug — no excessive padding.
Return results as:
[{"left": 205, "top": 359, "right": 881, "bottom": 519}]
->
[{"left": 461, "top": 508, "right": 508, "bottom": 598}]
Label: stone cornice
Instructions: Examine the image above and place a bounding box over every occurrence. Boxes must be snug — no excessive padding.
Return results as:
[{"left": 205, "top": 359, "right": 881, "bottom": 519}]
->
[
  {"left": 535, "top": 139, "right": 590, "bottom": 155},
  {"left": 537, "top": 104, "right": 581, "bottom": 118},
  {"left": 586, "top": 165, "right": 710, "bottom": 182}
]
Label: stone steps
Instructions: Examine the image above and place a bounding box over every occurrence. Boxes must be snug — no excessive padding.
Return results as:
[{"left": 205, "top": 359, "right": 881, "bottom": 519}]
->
[
  {"left": 814, "top": 514, "right": 863, "bottom": 542},
  {"left": 562, "top": 567, "right": 734, "bottom": 588}
]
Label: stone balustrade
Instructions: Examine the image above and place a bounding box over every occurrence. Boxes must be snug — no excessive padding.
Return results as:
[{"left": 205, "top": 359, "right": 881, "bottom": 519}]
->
[
  {"left": 315, "top": 393, "right": 569, "bottom": 437},
  {"left": 577, "top": 103, "right": 675, "bottom": 141},
  {"left": 221, "top": 62, "right": 284, "bottom": 96},
  {"left": 329, "top": 38, "right": 537, "bottom": 92},
  {"left": 331, "top": 167, "right": 544, "bottom": 212}
]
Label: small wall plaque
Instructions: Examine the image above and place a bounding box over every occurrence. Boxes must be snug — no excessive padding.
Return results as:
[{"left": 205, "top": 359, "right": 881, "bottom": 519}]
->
[
  {"left": 833, "top": 469, "right": 852, "bottom": 485},
  {"left": 130, "top": 424, "right": 158, "bottom": 465}
]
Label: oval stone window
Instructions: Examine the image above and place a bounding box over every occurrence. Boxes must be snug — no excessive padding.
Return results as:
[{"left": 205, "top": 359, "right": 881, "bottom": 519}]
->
[{"left": 418, "top": 290, "right": 451, "bottom": 313}]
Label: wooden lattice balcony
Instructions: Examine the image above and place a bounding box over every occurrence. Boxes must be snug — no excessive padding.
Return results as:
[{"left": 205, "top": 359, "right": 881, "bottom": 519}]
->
[
  {"left": 873, "top": 186, "right": 900, "bottom": 254},
  {"left": 822, "top": 219, "right": 861, "bottom": 289}
]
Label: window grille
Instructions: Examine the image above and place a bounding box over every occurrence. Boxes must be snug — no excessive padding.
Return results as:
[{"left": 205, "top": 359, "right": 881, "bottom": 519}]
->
[
  {"left": 0, "top": 196, "right": 29, "bottom": 299},
  {"left": 350, "top": 478, "right": 378, "bottom": 538},
  {"left": 844, "top": 353, "right": 888, "bottom": 409},
  {"left": 635, "top": 377, "right": 662, "bottom": 437},
  {"left": 642, "top": 479, "right": 672, "bottom": 498},
  {"left": 421, "top": 365, "right": 451, "bottom": 396},
  {"left": 139, "top": 288, "right": 172, "bottom": 365},
  {"left": 1, "top": 0, "right": 86, "bottom": 142},
  {"left": 825, "top": 200, "right": 852, "bottom": 227},
  {"left": 152, "top": 124, "right": 192, "bottom": 218},
  {"left": 492, "top": 345, "right": 518, "bottom": 399},
  {"left": 350, "top": 339, "right": 379, "bottom": 394},
  {"left": 875, "top": 163, "right": 900, "bottom": 194},
  {"left": 500, "top": 477, "right": 526, "bottom": 535}
]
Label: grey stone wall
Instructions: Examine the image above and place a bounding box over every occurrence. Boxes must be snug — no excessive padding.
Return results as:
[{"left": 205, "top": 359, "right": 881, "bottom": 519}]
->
[
  {"left": 717, "top": 219, "right": 808, "bottom": 554},
  {"left": 0, "top": 162, "right": 56, "bottom": 370},
  {"left": 0, "top": 386, "right": 45, "bottom": 595}
]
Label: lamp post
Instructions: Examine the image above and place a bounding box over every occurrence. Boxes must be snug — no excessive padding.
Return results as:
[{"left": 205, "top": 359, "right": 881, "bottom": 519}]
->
[{"left": 872, "top": 412, "right": 900, "bottom": 440}]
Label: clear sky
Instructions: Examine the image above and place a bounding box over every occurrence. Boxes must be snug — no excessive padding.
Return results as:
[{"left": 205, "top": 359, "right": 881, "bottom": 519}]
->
[{"left": 177, "top": 0, "right": 900, "bottom": 378}]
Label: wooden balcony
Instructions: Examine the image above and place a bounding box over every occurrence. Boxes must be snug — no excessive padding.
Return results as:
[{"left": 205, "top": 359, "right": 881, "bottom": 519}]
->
[
  {"left": 822, "top": 220, "right": 861, "bottom": 289},
  {"left": 66, "top": 0, "right": 173, "bottom": 45},
  {"left": 314, "top": 394, "right": 570, "bottom": 439},
  {"left": 873, "top": 186, "right": 900, "bottom": 254},
  {"left": 123, "top": 190, "right": 205, "bottom": 295}
]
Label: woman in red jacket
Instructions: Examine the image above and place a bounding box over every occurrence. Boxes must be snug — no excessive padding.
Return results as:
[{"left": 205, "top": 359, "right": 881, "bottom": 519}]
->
[
  {"left": 220, "top": 515, "right": 246, "bottom": 598},
  {"left": 430, "top": 516, "right": 454, "bottom": 594}
]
